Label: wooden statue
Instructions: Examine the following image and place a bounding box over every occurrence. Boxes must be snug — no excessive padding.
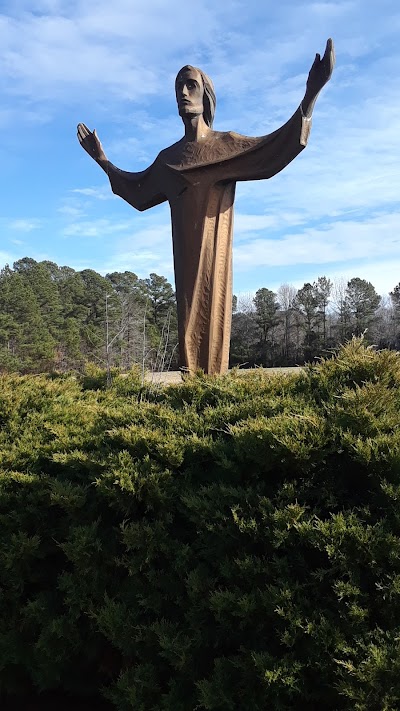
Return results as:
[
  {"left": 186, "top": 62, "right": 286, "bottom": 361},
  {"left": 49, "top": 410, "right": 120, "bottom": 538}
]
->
[{"left": 77, "top": 39, "right": 335, "bottom": 374}]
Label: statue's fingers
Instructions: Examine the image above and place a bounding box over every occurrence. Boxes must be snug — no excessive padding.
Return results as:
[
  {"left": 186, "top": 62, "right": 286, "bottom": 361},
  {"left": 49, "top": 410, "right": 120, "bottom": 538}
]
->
[
  {"left": 324, "top": 44, "right": 335, "bottom": 77},
  {"left": 77, "top": 124, "right": 89, "bottom": 140},
  {"left": 311, "top": 52, "right": 320, "bottom": 70},
  {"left": 323, "top": 38, "right": 335, "bottom": 66},
  {"left": 330, "top": 40, "right": 336, "bottom": 70},
  {"left": 79, "top": 123, "right": 91, "bottom": 136}
]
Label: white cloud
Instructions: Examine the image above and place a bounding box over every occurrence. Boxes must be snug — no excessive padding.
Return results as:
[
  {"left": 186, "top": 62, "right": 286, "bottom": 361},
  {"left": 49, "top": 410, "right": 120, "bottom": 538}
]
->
[
  {"left": 71, "top": 186, "right": 116, "bottom": 200},
  {"left": 57, "top": 204, "right": 87, "bottom": 218},
  {"left": 234, "top": 213, "right": 278, "bottom": 233},
  {"left": 0, "top": 1, "right": 223, "bottom": 104},
  {"left": 63, "top": 218, "right": 135, "bottom": 237},
  {"left": 326, "top": 261, "right": 400, "bottom": 299},
  {"left": 8, "top": 219, "right": 42, "bottom": 232},
  {"left": 0, "top": 250, "right": 16, "bottom": 266},
  {"left": 234, "top": 211, "right": 400, "bottom": 269}
]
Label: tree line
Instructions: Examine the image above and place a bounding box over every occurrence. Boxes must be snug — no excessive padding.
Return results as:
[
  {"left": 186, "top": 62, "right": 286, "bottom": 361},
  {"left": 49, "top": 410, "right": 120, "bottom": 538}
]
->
[
  {"left": 0, "top": 257, "right": 399, "bottom": 373},
  {"left": 231, "top": 276, "right": 400, "bottom": 367},
  {"left": 0, "top": 257, "right": 177, "bottom": 374}
]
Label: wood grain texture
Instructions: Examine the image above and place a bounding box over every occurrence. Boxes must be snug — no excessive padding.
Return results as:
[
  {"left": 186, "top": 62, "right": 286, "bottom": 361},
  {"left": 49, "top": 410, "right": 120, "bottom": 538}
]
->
[{"left": 106, "top": 109, "right": 311, "bottom": 374}]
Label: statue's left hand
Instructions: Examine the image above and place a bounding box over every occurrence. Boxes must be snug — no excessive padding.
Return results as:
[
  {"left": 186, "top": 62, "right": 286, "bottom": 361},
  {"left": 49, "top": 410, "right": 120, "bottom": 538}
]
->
[
  {"left": 77, "top": 123, "right": 107, "bottom": 165},
  {"left": 306, "top": 38, "right": 335, "bottom": 97}
]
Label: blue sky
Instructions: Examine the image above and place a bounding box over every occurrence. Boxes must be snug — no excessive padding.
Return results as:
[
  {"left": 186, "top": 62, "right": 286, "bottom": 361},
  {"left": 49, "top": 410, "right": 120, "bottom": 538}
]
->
[{"left": 1, "top": 0, "right": 399, "bottom": 299}]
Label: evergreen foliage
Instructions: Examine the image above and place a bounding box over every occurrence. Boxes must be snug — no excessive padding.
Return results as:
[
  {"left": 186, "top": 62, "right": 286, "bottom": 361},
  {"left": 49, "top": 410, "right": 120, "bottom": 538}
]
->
[
  {"left": 1, "top": 339, "right": 400, "bottom": 709},
  {"left": 0, "top": 259, "right": 178, "bottom": 374}
]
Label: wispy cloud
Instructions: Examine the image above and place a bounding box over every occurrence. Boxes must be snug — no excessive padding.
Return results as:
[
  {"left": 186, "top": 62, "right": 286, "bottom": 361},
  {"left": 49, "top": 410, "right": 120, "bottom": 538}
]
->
[
  {"left": 71, "top": 186, "right": 117, "bottom": 200},
  {"left": 63, "top": 218, "right": 135, "bottom": 238},
  {"left": 57, "top": 203, "right": 87, "bottom": 219},
  {"left": 8, "top": 219, "right": 42, "bottom": 232},
  {"left": 9, "top": 238, "right": 25, "bottom": 246},
  {"left": 0, "top": 250, "right": 16, "bottom": 266},
  {"left": 234, "top": 212, "right": 400, "bottom": 268}
]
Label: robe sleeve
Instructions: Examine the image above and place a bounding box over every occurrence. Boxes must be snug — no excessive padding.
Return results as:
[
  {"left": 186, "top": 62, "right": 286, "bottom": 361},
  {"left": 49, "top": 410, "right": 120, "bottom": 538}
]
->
[
  {"left": 106, "top": 159, "right": 167, "bottom": 212},
  {"left": 217, "top": 106, "right": 312, "bottom": 183}
]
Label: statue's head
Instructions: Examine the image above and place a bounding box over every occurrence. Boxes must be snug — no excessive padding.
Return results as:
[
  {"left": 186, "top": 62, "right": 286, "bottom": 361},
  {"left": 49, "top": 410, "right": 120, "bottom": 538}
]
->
[{"left": 175, "top": 65, "right": 216, "bottom": 128}]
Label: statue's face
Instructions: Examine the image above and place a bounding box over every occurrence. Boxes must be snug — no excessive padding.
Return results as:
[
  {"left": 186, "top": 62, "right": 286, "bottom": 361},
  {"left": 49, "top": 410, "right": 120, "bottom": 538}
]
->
[{"left": 175, "top": 68, "right": 204, "bottom": 119}]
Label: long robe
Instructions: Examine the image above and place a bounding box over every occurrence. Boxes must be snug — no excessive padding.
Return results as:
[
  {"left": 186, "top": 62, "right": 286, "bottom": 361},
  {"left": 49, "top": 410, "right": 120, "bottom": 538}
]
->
[{"left": 106, "top": 107, "right": 311, "bottom": 374}]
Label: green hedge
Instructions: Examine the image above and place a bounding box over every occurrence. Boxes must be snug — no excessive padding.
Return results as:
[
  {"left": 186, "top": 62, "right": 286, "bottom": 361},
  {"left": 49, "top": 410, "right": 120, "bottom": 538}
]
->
[{"left": 1, "top": 339, "right": 400, "bottom": 710}]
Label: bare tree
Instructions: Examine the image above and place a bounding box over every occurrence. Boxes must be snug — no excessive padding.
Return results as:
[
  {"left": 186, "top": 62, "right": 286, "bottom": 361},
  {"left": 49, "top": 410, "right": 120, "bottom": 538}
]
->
[
  {"left": 277, "top": 283, "right": 297, "bottom": 363},
  {"left": 332, "top": 278, "right": 351, "bottom": 343},
  {"left": 237, "top": 292, "right": 256, "bottom": 315}
]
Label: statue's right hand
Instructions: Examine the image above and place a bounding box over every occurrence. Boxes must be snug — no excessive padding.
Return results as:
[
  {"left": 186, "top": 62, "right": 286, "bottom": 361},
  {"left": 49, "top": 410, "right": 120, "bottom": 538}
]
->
[{"left": 77, "top": 123, "right": 107, "bottom": 164}]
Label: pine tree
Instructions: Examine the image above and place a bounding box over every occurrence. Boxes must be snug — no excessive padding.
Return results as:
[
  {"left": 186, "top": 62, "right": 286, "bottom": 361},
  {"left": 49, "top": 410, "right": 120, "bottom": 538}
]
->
[
  {"left": 0, "top": 267, "right": 55, "bottom": 371},
  {"left": 314, "top": 276, "right": 332, "bottom": 348},
  {"left": 295, "top": 283, "right": 320, "bottom": 360},
  {"left": 138, "top": 273, "right": 176, "bottom": 328},
  {"left": 136, "top": 274, "right": 178, "bottom": 370},
  {"left": 345, "top": 278, "right": 381, "bottom": 337},
  {"left": 253, "top": 288, "right": 281, "bottom": 365}
]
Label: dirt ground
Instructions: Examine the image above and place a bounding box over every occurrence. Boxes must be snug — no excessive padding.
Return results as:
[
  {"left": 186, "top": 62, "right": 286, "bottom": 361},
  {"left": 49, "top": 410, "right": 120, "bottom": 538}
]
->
[{"left": 144, "top": 366, "right": 302, "bottom": 385}]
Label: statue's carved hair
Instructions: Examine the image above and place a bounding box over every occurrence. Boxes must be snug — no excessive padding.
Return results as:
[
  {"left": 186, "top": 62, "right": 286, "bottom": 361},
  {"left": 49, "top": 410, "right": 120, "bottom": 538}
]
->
[{"left": 176, "top": 65, "right": 216, "bottom": 128}]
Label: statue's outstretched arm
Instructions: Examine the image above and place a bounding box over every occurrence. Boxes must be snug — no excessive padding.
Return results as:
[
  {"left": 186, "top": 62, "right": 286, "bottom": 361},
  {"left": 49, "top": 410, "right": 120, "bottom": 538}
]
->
[
  {"left": 301, "top": 38, "right": 335, "bottom": 118},
  {"left": 211, "top": 39, "right": 335, "bottom": 183},
  {"left": 76, "top": 123, "right": 166, "bottom": 212}
]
